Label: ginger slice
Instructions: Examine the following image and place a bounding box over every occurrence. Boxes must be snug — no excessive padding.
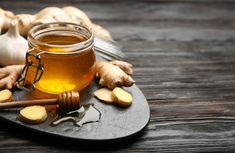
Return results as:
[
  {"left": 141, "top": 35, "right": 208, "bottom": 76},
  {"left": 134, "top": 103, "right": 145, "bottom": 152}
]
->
[
  {"left": 19, "top": 106, "right": 48, "bottom": 124},
  {"left": 0, "top": 89, "right": 12, "bottom": 103},
  {"left": 94, "top": 88, "right": 115, "bottom": 103},
  {"left": 94, "top": 87, "right": 133, "bottom": 107},
  {"left": 112, "top": 87, "right": 133, "bottom": 107}
]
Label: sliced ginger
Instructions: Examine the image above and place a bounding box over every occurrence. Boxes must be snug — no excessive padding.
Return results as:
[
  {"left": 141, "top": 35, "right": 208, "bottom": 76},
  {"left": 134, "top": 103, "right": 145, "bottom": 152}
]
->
[
  {"left": 94, "top": 87, "right": 133, "bottom": 107},
  {"left": 0, "top": 89, "right": 12, "bottom": 103},
  {"left": 19, "top": 106, "right": 47, "bottom": 124},
  {"left": 94, "top": 88, "right": 115, "bottom": 103},
  {"left": 112, "top": 87, "right": 133, "bottom": 107}
]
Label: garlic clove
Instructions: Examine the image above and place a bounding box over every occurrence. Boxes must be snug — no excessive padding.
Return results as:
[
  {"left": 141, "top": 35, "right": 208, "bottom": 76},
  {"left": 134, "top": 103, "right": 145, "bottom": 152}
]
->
[{"left": 0, "top": 19, "right": 28, "bottom": 66}]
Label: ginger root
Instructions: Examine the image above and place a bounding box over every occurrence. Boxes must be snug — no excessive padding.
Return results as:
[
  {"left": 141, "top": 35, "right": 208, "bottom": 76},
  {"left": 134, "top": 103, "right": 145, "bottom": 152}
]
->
[
  {"left": 94, "top": 60, "right": 134, "bottom": 106},
  {"left": 110, "top": 60, "right": 133, "bottom": 75},
  {"left": 95, "top": 60, "right": 134, "bottom": 89},
  {"left": 0, "top": 8, "right": 15, "bottom": 33},
  {"left": 19, "top": 105, "right": 48, "bottom": 124},
  {"left": 0, "top": 65, "right": 24, "bottom": 90},
  {"left": 0, "top": 6, "right": 111, "bottom": 40},
  {"left": 0, "top": 89, "right": 12, "bottom": 103},
  {"left": 62, "top": 6, "right": 92, "bottom": 27}
]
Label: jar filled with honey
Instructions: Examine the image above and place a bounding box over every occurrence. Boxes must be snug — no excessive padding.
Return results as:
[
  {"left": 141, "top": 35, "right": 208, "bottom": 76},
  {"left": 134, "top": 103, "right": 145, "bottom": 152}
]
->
[{"left": 17, "top": 22, "right": 96, "bottom": 94}]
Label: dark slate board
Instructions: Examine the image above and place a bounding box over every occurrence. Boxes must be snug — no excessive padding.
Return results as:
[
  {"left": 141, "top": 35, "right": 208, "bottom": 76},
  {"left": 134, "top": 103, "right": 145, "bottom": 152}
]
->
[{"left": 0, "top": 80, "right": 150, "bottom": 142}]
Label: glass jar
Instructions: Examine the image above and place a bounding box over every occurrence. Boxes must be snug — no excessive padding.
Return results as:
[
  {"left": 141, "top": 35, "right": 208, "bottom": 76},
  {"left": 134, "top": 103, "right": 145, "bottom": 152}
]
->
[{"left": 17, "top": 22, "right": 96, "bottom": 94}]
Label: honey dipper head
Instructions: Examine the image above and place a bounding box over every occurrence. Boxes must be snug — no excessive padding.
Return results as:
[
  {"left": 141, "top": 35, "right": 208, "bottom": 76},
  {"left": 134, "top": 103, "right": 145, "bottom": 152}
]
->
[{"left": 57, "top": 91, "right": 80, "bottom": 113}]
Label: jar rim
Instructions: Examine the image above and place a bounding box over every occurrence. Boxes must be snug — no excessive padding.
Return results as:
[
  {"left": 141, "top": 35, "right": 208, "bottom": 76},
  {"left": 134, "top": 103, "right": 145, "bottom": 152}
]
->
[{"left": 27, "top": 22, "right": 94, "bottom": 54}]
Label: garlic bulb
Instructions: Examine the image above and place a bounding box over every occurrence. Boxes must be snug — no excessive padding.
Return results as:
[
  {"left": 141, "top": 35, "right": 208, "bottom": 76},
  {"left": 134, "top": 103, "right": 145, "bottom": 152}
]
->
[{"left": 0, "top": 19, "right": 28, "bottom": 66}]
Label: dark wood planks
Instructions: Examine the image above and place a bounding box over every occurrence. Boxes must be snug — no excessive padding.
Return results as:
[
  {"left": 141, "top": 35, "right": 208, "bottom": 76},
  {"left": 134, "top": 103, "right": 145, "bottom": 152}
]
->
[{"left": 0, "top": 0, "right": 235, "bottom": 152}]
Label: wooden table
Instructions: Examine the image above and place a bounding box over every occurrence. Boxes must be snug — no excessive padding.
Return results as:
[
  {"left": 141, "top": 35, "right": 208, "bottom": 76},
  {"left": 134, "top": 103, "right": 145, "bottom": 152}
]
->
[{"left": 1, "top": 0, "right": 235, "bottom": 152}]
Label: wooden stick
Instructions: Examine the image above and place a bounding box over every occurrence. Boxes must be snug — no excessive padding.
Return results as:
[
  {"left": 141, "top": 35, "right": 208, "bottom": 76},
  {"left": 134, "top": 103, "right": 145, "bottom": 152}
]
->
[
  {"left": 0, "top": 91, "right": 80, "bottom": 112},
  {"left": 0, "top": 98, "right": 57, "bottom": 109}
]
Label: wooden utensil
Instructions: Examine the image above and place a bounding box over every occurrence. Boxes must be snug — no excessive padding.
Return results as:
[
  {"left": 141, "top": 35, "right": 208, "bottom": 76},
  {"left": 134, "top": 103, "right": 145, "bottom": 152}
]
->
[{"left": 0, "top": 91, "right": 80, "bottom": 113}]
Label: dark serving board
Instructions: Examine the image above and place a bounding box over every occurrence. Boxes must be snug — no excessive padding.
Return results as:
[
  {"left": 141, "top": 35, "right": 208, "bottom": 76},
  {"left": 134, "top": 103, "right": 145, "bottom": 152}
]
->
[{"left": 0, "top": 80, "right": 150, "bottom": 142}]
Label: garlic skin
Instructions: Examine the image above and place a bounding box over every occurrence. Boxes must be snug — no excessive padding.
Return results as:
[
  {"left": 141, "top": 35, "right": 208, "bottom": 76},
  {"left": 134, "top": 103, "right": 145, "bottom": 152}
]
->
[{"left": 0, "top": 19, "right": 28, "bottom": 66}]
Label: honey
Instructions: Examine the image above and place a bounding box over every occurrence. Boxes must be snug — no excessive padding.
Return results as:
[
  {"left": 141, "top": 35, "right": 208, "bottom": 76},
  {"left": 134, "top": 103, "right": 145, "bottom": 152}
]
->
[
  {"left": 19, "top": 23, "right": 95, "bottom": 94},
  {"left": 51, "top": 103, "right": 101, "bottom": 127}
]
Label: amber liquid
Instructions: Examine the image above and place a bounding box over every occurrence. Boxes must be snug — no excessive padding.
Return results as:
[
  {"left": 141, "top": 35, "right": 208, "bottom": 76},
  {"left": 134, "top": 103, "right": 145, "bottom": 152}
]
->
[{"left": 26, "top": 33, "right": 95, "bottom": 94}]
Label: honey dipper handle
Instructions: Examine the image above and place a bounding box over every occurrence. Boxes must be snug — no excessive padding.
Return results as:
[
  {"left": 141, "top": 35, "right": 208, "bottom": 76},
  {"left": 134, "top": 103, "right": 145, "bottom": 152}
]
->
[{"left": 0, "top": 98, "right": 58, "bottom": 109}]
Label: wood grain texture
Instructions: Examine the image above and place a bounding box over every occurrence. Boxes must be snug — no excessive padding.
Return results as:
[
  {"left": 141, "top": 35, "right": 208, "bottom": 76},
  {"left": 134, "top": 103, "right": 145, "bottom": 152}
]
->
[{"left": 0, "top": 0, "right": 235, "bottom": 152}]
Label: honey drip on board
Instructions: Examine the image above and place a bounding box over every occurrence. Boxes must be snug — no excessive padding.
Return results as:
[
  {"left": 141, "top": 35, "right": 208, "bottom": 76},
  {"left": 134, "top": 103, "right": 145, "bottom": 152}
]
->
[
  {"left": 51, "top": 104, "right": 101, "bottom": 127},
  {"left": 26, "top": 33, "right": 96, "bottom": 94}
]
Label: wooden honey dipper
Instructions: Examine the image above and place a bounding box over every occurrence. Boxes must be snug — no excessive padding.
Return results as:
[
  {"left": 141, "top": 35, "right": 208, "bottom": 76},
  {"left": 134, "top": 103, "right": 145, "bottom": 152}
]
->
[{"left": 0, "top": 91, "right": 80, "bottom": 113}]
